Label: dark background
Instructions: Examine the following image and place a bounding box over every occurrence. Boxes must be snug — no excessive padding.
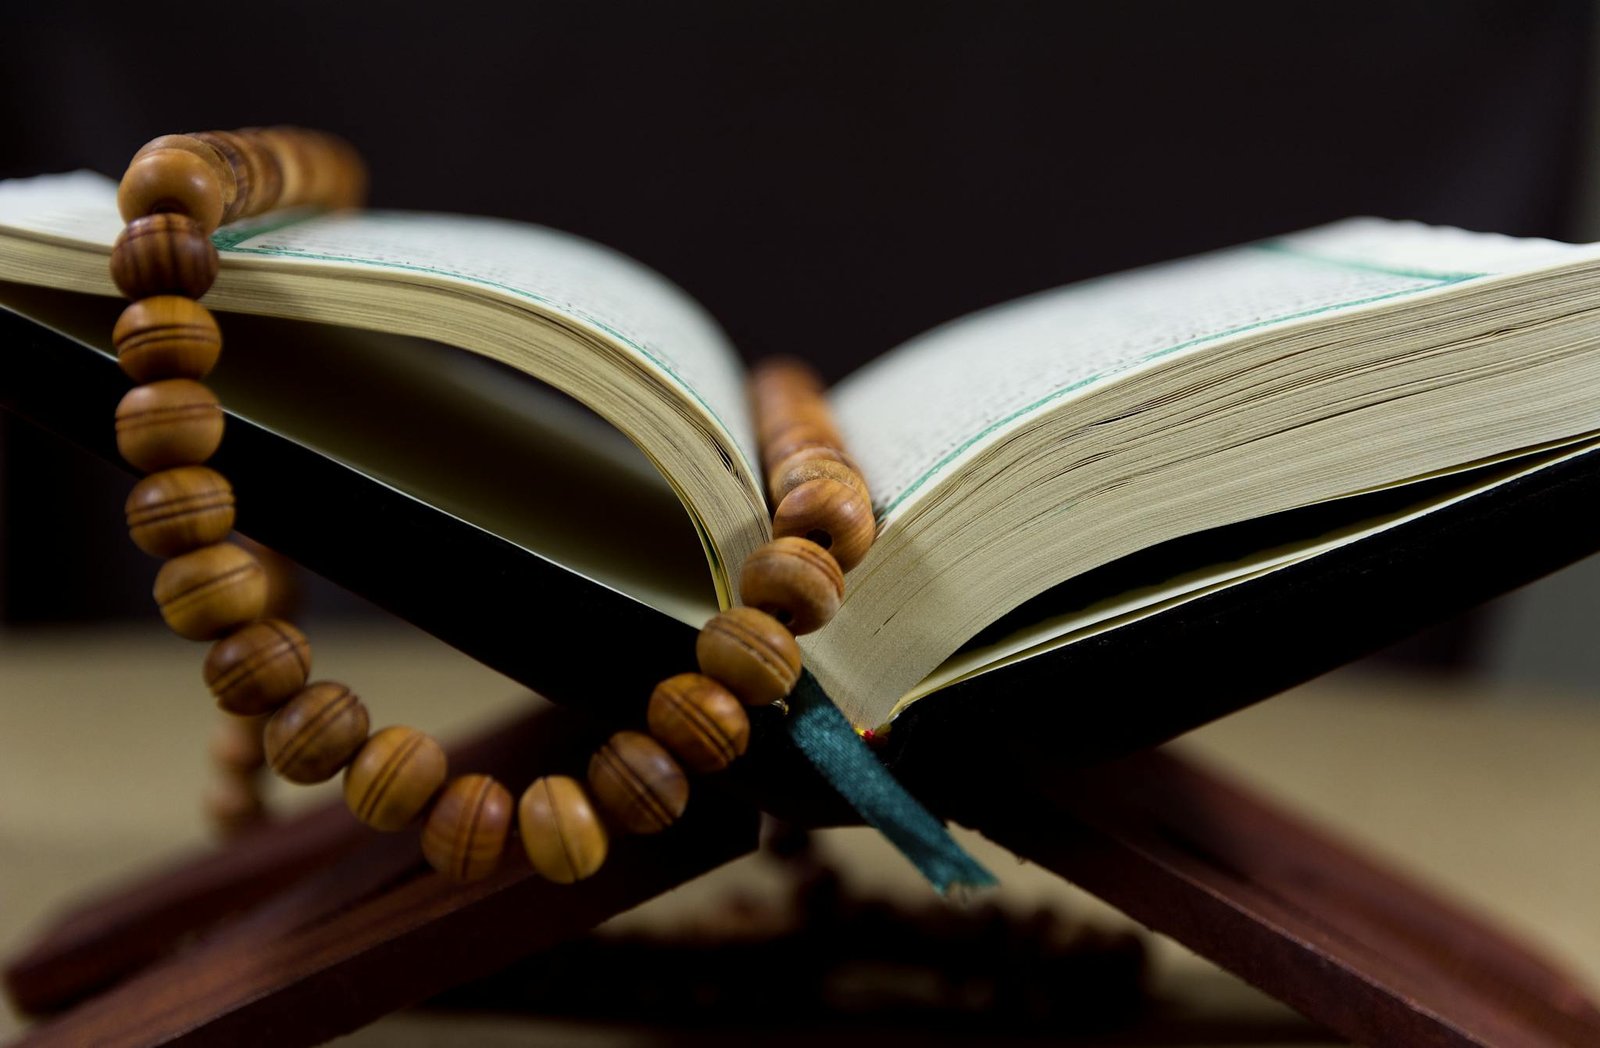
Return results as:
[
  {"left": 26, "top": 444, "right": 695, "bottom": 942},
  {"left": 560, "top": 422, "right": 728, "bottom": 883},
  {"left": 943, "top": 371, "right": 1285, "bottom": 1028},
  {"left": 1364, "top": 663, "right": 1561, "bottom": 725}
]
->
[{"left": 1, "top": 1, "right": 1595, "bottom": 634}]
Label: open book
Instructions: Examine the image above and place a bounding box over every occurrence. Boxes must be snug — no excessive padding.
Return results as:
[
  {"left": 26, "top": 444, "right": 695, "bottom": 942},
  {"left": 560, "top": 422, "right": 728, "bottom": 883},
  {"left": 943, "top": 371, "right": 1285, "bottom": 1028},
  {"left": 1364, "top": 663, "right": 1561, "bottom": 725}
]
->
[{"left": 4, "top": 171, "right": 1600, "bottom": 729}]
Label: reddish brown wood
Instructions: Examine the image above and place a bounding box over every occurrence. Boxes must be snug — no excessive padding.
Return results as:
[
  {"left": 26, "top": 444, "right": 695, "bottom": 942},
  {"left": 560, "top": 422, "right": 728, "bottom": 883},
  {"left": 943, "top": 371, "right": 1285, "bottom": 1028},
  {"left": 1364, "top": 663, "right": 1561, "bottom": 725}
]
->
[
  {"left": 8, "top": 782, "right": 755, "bottom": 1048},
  {"left": 970, "top": 749, "right": 1600, "bottom": 1048},
  {"left": 3, "top": 700, "right": 576, "bottom": 1016},
  {"left": 7, "top": 699, "right": 1598, "bottom": 1048}
]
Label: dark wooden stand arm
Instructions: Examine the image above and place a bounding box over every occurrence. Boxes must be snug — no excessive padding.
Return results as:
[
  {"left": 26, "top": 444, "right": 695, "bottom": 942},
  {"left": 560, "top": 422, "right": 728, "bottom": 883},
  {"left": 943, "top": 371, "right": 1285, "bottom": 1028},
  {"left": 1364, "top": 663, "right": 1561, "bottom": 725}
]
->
[{"left": 9, "top": 716, "right": 1600, "bottom": 1048}]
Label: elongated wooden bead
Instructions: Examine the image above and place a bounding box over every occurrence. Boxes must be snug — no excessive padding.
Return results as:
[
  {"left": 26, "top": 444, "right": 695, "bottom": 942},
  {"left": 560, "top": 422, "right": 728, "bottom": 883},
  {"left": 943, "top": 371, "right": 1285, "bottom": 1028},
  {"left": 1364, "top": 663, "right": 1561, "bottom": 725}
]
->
[
  {"left": 117, "top": 147, "right": 224, "bottom": 234},
  {"left": 647, "top": 673, "right": 749, "bottom": 773},
  {"left": 113, "top": 296, "right": 221, "bottom": 382},
  {"left": 110, "top": 214, "right": 219, "bottom": 299},
  {"left": 519, "top": 775, "right": 608, "bottom": 884},
  {"left": 344, "top": 726, "right": 448, "bottom": 831},
  {"left": 588, "top": 731, "right": 689, "bottom": 835},
  {"left": 422, "top": 774, "right": 512, "bottom": 882},
  {"left": 695, "top": 606, "right": 801, "bottom": 707},
  {"left": 264, "top": 681, "right": 369, "bottom": 784},
  {"left": 204, "top": 619, "right": 311, "bottom": 714},
  {"left": 772, "top": 477, "right": 875, "bottom": 572},
  {"left": 125, "top": 466, "right": 234, "bottom": 558},
  {"left": 115, "top": 379, "right": 224, "bottom": 471},
  {"left": 153, "top": 542, "right": 266, "bottom": 640},
  {"left": 769, "top": 448, "right": 869, "bottom": 504},
  {"left": 739, "top": 537, "right": 844, "bottom": 635}
]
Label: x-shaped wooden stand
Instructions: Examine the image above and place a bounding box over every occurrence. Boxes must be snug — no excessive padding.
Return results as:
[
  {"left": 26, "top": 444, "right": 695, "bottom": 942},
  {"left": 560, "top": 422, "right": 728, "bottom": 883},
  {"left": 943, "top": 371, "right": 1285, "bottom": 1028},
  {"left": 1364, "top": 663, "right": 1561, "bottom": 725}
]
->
[{"left": 6, "top": 699, "right": 1599, "bottom": 1047}]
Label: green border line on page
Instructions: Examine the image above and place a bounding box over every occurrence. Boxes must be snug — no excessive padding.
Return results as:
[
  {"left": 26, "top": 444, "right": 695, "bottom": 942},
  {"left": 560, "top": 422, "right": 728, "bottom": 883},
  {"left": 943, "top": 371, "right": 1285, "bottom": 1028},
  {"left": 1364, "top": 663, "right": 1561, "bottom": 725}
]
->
[
  {"left": 871, "top": 243, "right": 1487, "bottom": 520},
  {"left": 211, "top": 214, "right": 761, "bottom": 480}
]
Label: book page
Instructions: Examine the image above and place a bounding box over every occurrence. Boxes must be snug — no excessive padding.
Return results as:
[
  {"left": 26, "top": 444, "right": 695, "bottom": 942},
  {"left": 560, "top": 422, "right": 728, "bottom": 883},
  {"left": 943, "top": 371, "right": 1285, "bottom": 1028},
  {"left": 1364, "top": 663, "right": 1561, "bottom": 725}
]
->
[
  {"left": 0, "top": 172, "right": 757, "bottom": 471},
  {"left": 831, "top": 219, "right": 1600, "bottom": 523}
]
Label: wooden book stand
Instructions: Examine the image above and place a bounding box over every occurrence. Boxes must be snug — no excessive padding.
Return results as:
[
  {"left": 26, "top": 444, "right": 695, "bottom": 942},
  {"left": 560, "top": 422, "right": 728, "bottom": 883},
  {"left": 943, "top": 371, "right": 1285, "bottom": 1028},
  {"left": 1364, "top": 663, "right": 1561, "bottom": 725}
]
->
[{"left": 5, "top": 305, "right": 1600, "bottom": 1046}]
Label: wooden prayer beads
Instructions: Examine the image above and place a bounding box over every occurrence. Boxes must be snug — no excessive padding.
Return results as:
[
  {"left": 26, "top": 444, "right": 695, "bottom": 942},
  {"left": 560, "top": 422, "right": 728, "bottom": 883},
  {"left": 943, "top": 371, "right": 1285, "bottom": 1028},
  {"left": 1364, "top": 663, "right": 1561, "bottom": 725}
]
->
[
  {"left": 114, "top": 379, "right": 225, "bottom": 471},
  {"left": 772, "top": 477, "right": 875, "bottom": 572},
  {"left": 422, "top": 774, "right": 513, "bottom": 881},
  {"left": 264, "top": 682, "right": 369, "bottom": 784},
  {"left": 125, "top": 466, "right": 235, "bottom": 558},
  {"left": 112, "top": 296, "right": 222, "bottom": 382},
  {"left": 344, "top": 726, "right": 448, "bottom": 831},
  {"left": 117, "top": 146, "right": 225, "bottom": 234},
  {"left": 203, "top": 619, "right": 312, "bottom": 714},
  {"left": 110, "top": 214, "right": 219, "bottom": 300},
  {"left": 153, "top": 542, "right": 266, "bottom": 640},
  {"left": 191, "top": 131, "right": 282, "bottom": 219},
  {"left": 209, "top": 712, "right": 267, "bottom": 769},
  {"left": 107, "top": 127, "right": 881, "bottom": 889},
  {"left": 205, "top": 714, "right": 268, "bottom": 836},
  {"left": 519, "top": 775, "right": 609, "bottom": 884},
  {"left": 750, "top": 358, "right": 875, "bottom": 571},
  {"left": 647, "top": 673, "right": 750, "bottom": 773},
  {"left": 204, "top": 770, "right": 266, "bottom": 835},
  {"left": 127, "top": 135, "right": 238, "bottom": 218},
  {"left": 739, "top": 536, "right": 844, "bottom": 635},
  {"left": 696, "top": 606, "right": 803, "bottom": 707},
  {"left": 588, "top": 731, "right": 690, "bottom": 835}
]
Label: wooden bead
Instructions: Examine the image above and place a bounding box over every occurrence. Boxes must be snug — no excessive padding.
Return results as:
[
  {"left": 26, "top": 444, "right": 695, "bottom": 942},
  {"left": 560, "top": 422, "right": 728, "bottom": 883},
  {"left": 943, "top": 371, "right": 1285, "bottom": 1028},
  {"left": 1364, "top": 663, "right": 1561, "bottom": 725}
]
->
[
  {"left": 344, "top": 726, "right": 448, "bottom": 831},
  {"left": 264, "top": 681, "right": 369, "bottom": 784},
  {"left": 739, "top": 537, "right": 844, "bottom": 635},
  {"left": 187, "top": 132, "right": 252, "bottom": 222},
  {"left": 695, "top": 606, "right": 802, "bottom": 707},
  {"left": 588, "top": 731, "right": 689, "bottom": 835},
  {"left": 647, "top": 673, "right": 750, "bottom": 773},
  {"left": 114, "top": 379, "right": 224, "bottom": 471},
  {"left": 204, "top": 772, "right": 266, "bottom": 835},
  {"left": 110, "top": 214, "right": 219, "bottom": 299},
  {"left": 761, "top": 422, "right": 842, "bottom": 472},
  {"left": 112, "top": 296, "right": 221, "bottom": 382},
  {"left": 772, "top": 477, "right": 876, "bottom": 572},
  {"left": 133, "top": 135, "right": 237, "bottom": 215},
  {"left": 117, "top": 147, "right": 224, "bottom": 234},
  {"left": 751, "top": 357, "right": 826, "bottom": 430},
  {"left": 192, "top": 130, "right": 281, "bottom": 219},
  {"left": 311, "top": 129, "right": 368, "bottom": 209},
  {"left": 204, "top": 619, "right": 311, "bottom": 714},
  {"left": 125, "top": 466, "right": 234, "bottom": 558},
  {"left": 153, "top": 542, "right": 266, "bottom": 640},
  {"left": 209, "top": 714, "right": 266, "bottom": 771},
  {"left": 518, "top": 775, "right": 608, "bottom": 884},
  {"left": 769, "top": 447, "right": 869, "bottom": 504},
  {"left": 252, "top": 127, "right": 314, "bottom": 209},
  {"left": 422, "top": 774, "right": 513, "bottom": 882}
]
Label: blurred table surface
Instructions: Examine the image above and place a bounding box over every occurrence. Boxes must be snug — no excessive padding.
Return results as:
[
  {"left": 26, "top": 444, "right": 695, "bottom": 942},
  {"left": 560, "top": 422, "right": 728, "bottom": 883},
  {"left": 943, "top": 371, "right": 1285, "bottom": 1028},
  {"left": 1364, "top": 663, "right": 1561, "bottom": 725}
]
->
[{"left": 2, "top": 620, "right": 1597, "bottom": 1047}]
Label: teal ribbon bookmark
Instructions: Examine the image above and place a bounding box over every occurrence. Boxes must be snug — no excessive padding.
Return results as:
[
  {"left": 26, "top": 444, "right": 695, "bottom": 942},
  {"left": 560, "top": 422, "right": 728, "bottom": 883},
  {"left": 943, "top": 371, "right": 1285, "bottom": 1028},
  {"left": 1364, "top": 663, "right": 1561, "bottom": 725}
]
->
[{"left": 785, "top": 670, "right": 997, "bottom": 895}]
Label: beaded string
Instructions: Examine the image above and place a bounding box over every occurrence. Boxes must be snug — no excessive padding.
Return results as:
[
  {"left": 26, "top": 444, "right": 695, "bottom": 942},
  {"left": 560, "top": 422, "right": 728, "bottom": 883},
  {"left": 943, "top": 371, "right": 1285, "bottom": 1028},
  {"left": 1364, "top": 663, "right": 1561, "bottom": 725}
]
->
[{"left": 109, "top": 127, "right": 878, "bottom": 884}]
